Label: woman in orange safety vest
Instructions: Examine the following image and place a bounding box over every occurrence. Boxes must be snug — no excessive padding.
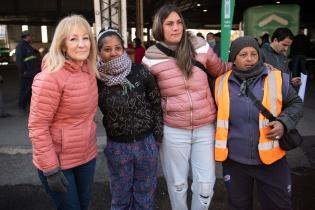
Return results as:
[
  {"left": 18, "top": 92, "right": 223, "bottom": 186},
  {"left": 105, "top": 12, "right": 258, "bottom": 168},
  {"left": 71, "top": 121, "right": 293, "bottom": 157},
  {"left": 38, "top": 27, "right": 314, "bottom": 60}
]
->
[{"left": 214, "top": 36, "right": 303, "bottom": 210}]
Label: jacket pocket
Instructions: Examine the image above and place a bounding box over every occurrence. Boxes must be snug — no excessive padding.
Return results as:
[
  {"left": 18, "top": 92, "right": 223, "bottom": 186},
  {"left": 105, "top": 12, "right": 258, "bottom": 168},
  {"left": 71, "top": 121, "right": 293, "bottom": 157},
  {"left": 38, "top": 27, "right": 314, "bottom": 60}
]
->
[{"left": 61, "top": 127, "right": 89, "bottom": 154}]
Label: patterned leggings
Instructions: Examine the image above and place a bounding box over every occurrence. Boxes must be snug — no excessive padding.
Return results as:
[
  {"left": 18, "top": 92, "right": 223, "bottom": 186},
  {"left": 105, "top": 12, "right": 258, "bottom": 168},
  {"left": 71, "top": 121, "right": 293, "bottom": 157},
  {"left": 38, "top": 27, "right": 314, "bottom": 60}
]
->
[{"left": 104, "top": 134, "right": 158, "bottom": 210}]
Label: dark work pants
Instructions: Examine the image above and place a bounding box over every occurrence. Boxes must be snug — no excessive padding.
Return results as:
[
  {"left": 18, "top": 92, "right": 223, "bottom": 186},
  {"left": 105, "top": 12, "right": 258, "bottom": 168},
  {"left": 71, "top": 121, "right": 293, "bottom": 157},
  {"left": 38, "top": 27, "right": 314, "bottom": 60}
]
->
[
  {"left": 18, "top": 77, "right": 33, "bottom": 110},
  {"left": 222, "top": 158, "right": 292, "bottom": 210}
]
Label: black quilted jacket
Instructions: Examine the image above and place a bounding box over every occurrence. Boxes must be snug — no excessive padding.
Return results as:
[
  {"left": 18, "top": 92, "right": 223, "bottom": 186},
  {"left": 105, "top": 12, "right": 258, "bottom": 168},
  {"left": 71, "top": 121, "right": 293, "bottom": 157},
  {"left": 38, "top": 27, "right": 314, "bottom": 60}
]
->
[{"left": 98, "top": 64, "right": 163, "bottom": 143}]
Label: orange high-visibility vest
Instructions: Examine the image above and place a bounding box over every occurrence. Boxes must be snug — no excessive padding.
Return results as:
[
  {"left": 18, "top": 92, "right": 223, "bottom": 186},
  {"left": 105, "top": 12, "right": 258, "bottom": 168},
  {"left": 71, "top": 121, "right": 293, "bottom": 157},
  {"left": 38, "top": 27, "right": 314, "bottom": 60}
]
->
[{"left": 214, "top": 70, "right": 285, "bottom": 165}]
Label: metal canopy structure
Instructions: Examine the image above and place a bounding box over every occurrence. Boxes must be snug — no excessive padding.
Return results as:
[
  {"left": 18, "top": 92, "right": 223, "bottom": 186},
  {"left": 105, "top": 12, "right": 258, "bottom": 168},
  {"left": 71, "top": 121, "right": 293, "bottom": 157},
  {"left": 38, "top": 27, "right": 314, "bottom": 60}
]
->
[{"left": 0, "top": 0, "right": 314, "bottom": 28}]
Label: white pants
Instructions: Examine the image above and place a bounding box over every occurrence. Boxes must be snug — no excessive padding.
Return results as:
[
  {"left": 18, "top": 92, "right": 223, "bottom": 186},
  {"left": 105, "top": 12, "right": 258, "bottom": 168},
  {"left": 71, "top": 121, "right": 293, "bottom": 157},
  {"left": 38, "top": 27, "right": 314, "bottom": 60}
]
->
[{"left": 160, "top": 124, "right": 216, "bottom": 210}]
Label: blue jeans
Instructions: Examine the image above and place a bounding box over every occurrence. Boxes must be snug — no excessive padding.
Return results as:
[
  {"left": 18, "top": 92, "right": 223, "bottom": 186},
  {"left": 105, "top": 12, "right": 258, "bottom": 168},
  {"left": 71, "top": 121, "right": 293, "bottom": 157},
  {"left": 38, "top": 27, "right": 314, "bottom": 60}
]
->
[
  {"left": 38, "top": 158, "right": 96, "bottom": 210},
  {"left": 160, "top": 124, "right": 216, "bottom": 210}
]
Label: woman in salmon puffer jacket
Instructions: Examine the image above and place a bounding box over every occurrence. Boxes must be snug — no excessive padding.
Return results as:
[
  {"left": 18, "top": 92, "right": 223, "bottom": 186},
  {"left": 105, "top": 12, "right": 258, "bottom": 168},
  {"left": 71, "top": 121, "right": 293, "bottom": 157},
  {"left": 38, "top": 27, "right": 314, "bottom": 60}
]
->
[
  {"left": 142, "top": 3, "right": 231, "bottom": 210},
  {"left": 28, "top": 14, "right": 98, "bottom": 210}
]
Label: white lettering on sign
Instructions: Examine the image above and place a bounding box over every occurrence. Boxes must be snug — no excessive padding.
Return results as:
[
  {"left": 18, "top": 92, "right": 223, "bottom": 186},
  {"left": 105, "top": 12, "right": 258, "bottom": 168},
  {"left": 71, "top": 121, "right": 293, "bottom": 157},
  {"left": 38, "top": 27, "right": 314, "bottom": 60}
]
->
[{"left": 224, "top": 0, "right": 231, "bottom": 19}]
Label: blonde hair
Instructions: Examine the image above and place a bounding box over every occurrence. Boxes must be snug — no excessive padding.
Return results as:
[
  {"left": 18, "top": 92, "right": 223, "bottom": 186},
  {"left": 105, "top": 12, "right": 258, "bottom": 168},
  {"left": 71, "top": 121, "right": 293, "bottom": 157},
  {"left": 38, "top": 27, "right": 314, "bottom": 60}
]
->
[
  {"left": 152, "top": 3, "right": 195, "bottom": 78},
  {"left": 45, "top": 14, "right": 97, "bottom": 76}
]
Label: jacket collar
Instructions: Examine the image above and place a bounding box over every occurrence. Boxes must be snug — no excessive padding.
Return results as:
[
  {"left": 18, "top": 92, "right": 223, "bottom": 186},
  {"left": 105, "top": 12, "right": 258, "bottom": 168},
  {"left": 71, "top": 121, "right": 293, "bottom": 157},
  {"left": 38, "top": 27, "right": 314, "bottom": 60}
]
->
[
  {"left": 229, "top": 64, "right": 268, "bottom": 85},
  {"left": 64, "top": 59, "right": 90, "bottom": 73},
  {"left": 264, "top": 43, "right": 281, "bottom": 55}
]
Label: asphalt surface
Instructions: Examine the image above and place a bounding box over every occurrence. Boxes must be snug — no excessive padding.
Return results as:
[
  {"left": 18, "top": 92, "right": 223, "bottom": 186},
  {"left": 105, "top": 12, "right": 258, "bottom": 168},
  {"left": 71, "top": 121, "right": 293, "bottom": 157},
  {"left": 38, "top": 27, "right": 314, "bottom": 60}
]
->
[
  {"left": 1, "top": 64, "right": 315, "bottom": 210},
  {"left": 1, "top": 170, "right": 315, "bottom": 210}
]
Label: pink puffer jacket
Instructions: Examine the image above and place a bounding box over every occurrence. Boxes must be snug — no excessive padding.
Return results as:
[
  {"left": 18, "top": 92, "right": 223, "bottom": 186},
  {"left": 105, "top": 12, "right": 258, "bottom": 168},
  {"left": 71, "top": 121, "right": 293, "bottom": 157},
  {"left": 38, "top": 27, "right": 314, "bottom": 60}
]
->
[
  {"left": 142, "top": 36, "right": 231, "bottom": 129},
  {"left": 28, "top": 60, "right": 98, "bottom": 173}
]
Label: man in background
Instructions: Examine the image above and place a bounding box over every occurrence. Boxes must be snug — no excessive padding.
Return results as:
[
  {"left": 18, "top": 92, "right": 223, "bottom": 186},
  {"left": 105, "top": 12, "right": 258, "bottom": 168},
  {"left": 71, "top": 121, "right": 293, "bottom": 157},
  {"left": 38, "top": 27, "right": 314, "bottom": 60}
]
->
[
  {"left": 213, "top": 32, "right": 221, "bottom": 57},
  {"left": 15, "top": 30, "right": 40, "bottom": 113},
  {"left": 260, "top": 27, "right": 301, "bottom": 88},
  {"left": 290, "top": 28, "right": 311, "bottom": 78}
]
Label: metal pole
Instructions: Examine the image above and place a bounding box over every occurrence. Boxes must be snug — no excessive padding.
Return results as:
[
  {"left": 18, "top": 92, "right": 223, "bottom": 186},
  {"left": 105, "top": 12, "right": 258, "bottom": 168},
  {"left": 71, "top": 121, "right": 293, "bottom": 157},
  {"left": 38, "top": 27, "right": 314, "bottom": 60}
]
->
[
  {"left": 109, "top": 0, "right": 112, "bottom": 27},
  {"left": 93, "top": 0, "right": 102, "bottom": 35},
  {"left": 136, "top": 0, "right": 144, "bottom": 41},
  {"left": 121, "top": 0, "right": 127, "bottom": 48},
  {"left": 94, "top": 0, "right": 127, "bottom": 47}
]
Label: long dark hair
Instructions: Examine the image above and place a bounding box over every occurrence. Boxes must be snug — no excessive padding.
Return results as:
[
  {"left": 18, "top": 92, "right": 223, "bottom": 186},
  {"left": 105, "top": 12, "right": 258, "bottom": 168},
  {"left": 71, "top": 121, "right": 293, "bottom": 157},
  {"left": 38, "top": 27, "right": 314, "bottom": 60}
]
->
[{"left": 152, "top": 3, "right": 195, "bottom": 78}]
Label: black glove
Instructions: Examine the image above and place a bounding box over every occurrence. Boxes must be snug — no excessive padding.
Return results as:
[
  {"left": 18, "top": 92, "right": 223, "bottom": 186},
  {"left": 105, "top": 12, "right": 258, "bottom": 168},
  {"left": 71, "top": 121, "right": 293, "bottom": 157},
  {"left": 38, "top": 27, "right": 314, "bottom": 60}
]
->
[{"left": 46, "top": 170, "right": 69, "bottom": 192}]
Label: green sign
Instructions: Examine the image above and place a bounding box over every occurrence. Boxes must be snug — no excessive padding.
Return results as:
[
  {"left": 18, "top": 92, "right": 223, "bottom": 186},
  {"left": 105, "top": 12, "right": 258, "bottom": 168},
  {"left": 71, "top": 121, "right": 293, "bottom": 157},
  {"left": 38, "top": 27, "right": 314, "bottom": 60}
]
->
[
  {"left": 220, "top": 0, "right": 235, "bottom": 61},
  {"left": 243, "top": 4, "right": 300, "bottom": 38}
]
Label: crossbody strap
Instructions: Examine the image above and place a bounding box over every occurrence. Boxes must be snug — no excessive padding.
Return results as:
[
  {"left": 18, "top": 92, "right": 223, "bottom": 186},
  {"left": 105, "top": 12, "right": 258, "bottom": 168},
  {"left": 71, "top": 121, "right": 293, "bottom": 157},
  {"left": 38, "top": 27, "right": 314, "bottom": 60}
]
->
[
  {"left": 155, "top": 43, "right": 176, "bottom": 57},
  {"left": 155, "top": 43, "right": 210, "bottom": 76},
  {"left": 247, "top": 88, "right": 276, "bottom": 121}
]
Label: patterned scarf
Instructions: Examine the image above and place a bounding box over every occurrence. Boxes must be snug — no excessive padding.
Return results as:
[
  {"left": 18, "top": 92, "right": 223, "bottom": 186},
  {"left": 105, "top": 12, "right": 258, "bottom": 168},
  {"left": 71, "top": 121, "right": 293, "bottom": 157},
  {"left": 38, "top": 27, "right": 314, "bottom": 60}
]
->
[{"left": 97, "top": 52, "right": 134, "bottom": 94}]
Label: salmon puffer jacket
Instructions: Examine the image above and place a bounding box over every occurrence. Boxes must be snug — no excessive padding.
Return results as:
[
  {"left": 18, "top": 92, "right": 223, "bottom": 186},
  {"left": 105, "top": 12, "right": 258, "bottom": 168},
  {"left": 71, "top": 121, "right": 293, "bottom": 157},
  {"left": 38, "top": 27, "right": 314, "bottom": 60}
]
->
[
  {"left": 142, "top": 36, "right": 231, "bottom": 129},
  {"left": 28, "top": 59, "right": 98, "bottom": 174}
]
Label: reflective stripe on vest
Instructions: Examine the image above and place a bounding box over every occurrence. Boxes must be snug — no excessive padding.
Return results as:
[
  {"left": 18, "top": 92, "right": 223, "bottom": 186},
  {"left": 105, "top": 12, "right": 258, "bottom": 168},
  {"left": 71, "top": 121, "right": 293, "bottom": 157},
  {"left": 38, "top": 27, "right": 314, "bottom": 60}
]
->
[
  {"left": 24, "top": 55, "right": 37, "bottom": 62},
  {"left": 258, "top": 70, "right": 285, "bottom": 164},
  {"left": 214, "top": 70, "right": 232, "bottom": 161},
  {"left": 214, "top": 69, "right": 285, "bottom": 164}
]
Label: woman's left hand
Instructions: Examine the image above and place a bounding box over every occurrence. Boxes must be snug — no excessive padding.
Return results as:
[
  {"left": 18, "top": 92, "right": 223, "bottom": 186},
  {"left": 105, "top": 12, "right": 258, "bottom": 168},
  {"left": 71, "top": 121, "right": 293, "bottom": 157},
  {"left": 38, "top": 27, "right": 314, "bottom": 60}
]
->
[{"left": 266, "top": 120, "right": 285, "bottom": 140}]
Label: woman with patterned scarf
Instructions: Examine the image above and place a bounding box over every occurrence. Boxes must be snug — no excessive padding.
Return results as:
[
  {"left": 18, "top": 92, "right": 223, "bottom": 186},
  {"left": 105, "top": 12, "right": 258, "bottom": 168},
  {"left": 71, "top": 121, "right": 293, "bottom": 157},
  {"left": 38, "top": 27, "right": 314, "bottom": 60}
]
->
[{"left": 96, "top": 28, "right": 163, "bottom": 210}]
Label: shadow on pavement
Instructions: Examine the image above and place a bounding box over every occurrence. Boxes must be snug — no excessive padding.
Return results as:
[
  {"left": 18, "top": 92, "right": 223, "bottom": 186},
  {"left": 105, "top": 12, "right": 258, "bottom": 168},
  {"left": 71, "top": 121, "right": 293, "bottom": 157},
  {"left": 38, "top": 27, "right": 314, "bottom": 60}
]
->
[{"left": 1, "top": 172, "right": 315, "bottom": 210}]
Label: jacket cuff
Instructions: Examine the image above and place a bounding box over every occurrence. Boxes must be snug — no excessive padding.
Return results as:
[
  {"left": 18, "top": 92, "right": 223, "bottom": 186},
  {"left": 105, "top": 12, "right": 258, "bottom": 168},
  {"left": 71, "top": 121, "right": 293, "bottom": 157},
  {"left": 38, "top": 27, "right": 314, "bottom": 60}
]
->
[
  {"left": 276, "top": 118, "right": 288, "bottom": 133},
  {"left": 43, "top": 167, "right": 60, "bottom": 176}
]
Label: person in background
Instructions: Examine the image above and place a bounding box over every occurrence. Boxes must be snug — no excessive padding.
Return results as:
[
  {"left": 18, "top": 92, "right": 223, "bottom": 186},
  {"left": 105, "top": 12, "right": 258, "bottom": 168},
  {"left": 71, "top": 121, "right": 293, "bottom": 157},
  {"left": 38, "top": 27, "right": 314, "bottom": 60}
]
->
[
  {"left": 97, "top": 28, "right": 163, "bottom": 210},
  {"left": 290, "top": 28, "right": 311, "bottom": 78},
  {"left": 133, "top": 37, "right": 145, "bottom": 64},
  {"left": 142, "top": 3, "right": 231, "bottom": 210},
  {"left": 28, "top": 14, "right": 98, "bottom": 210},
  {"left": 215, "top": 36, "right": 303, "bottom": 210},
  {"left": 15, "top": 30, "right": 41, "bottom": 113},
  {"left": 259, "top": 33, "right": 270, "bottom": 47},
  {"left": 260, "top": 27, "right": 301, "bottom": 88},
  {"left": 206, "top": 32, "right": 216, "bottom": 48},
  {"left": 213, "top": 32, "right": 221, "bottom": 57},
  {"left": 196, "top": 32, "right": 205, "bottom": 39}
]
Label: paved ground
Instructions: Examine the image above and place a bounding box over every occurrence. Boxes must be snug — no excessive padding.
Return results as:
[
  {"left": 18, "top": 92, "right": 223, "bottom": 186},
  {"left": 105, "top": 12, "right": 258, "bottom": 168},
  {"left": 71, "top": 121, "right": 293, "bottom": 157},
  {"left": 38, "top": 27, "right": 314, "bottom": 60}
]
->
[{"left": 1, "top": 64, "right": 315, "bottom": 209}]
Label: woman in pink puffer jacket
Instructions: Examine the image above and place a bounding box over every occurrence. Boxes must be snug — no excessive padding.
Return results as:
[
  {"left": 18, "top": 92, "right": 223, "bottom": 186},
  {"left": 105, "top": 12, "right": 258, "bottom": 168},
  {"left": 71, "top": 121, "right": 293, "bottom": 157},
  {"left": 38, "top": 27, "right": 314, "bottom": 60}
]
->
[
  {"left": 28, "top": 15, "right": 98, "bottom": 210},
  {"left": 142, "top": 4, "right": 231, "bottom": 210}
]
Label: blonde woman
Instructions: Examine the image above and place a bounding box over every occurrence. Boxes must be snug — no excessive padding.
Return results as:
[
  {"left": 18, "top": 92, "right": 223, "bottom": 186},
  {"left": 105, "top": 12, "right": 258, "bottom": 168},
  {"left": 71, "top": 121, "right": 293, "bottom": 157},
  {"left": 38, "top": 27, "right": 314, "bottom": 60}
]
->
[{"left": 28, "top": 14, "right": 98, "bottom": 210}]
